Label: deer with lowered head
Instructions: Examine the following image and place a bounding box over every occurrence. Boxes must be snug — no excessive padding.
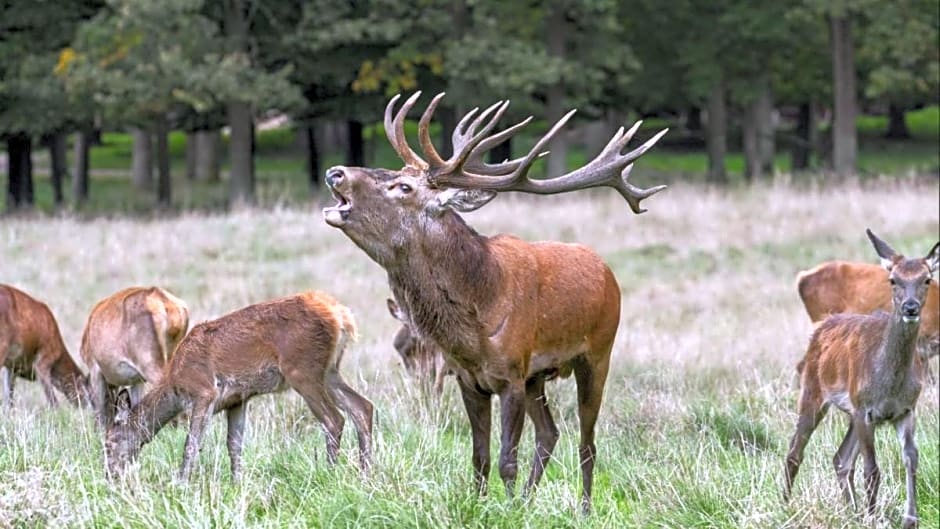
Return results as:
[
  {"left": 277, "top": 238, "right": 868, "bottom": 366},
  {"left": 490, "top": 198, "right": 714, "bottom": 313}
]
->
[
  {"left": 1, "top": 284, "right": 89, "bottom": 407},
  {"left": 387, "top": 297, "right": 451, "bottom": 396},
  {"left": 80, "top": 286, "right": 190, "bottom": 429},
  {"left": 784, "top": 230, "right": 939, "bottom": 529},
  {"left": 323, "top": 92, "right": 667, "bottom": 511},
  {"left": 105, "top": 291, "right": 373, "bottom": 481}
]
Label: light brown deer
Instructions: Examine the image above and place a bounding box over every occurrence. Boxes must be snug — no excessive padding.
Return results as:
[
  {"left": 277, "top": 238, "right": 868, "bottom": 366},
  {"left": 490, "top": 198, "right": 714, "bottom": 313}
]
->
[
  {"left": 104, "top": 291, "right": 373, "bottom": 481},
  {"left": 784, "top": 230, "right": 939, "bottom": 529},
  {"left": 323, "top": 92, "right": 666, "bottom": 511},
  {"left": 797, "top": 260, "right": 939, "bottom": 361},
  {"left": 0, "top": 284, "right": 89, "bottom": 407},
  {"left": 387, "top": 297, "right": 450, "bottom": 396},
  {"left": 80, "top": 286, "right": 190, "bottom": 429}
]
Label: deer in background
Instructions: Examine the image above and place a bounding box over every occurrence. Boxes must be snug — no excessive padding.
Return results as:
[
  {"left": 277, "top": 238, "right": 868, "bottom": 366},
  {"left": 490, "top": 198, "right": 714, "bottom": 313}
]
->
[
  {"left": 0, "top": 284, "right": 89, "bottom": 407},
  {"left": 784, "top": 230, "right": 939, "bottom": 529},
  {"left": 387, "top": 297, "right": 450, "bottom": 396},
  {"left": 323, "top": 92, "right": 667, "bottom": 511},
  {"left": 80, "top": 286, "right": 190, "bottom": 429},
  {"left": 105, "top": 292, "right": 373, "bottom": 481}
]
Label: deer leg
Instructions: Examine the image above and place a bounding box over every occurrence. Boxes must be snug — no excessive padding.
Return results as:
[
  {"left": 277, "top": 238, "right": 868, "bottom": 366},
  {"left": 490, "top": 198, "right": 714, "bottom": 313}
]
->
[
  {"left": 895, "top": 412, "right": 919, "bottom": 529},
  {"left": 522, "top": 374, "right": 559, "bottom": 498},
  {"left": 573, "top": 354, "right": 611, "bottom": 514},
  {"left": 784, "top": 390, "right": 827, "bottom": 501},
  {"left": 832, "top": 420, "right": 860, "bottom": 508},
  {"left": 226, "top": 401, "right": 247, "bottom": 481},
  {"left": 179, "top": 397, "right": 214, "bottom": 481},
  {"left": 433, "top": 354, "right": 447, "bottom": 397},
  {"left": 457, "top": 376, "right": 492, "bottom": 496},
  {"left": 288, "top": 373, "right": 345, "bottom": 465},
  {"left": 854, "top": 413, "right": 880, "bottom": 518},
  {"left": 1, "top": 367, "right": 14, "bottom": 407},
  {"left": 327, "top": 370, "right": 374, "bottom": 472}
]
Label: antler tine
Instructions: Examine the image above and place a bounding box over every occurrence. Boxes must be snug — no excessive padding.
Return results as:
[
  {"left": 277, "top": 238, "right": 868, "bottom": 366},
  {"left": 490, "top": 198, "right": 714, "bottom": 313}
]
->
[
  {"left": 434, "top": 100, "right": 510, "bottom": 175},
  {"left": 418, "top": 92, "right": 447, "bottom": 168},
  {"left": 384, "top": 92, "right": 428, "bottom": 169},
  {"left": 462, "top": 116, "right": 535, "bottom": 175}
]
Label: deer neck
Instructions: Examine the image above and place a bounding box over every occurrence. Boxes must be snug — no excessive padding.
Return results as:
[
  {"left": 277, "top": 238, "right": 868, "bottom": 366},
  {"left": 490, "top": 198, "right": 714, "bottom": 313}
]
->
[
  {"left": 49, "top": 344, "right": 88, "bottom": 406},
  {"left": 126, "top": 384, "right": 184, "bottom": 448},
  {"left": 874, "top": 312, "right": 920, "bottom": 389}
]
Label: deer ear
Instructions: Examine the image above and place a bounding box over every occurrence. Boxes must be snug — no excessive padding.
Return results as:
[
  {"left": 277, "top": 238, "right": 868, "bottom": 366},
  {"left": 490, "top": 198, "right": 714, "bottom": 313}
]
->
[
  {"left": 926, "top": 242, "right": 940, "bottom": 275},
  {"left": 867, "top": 229, "right": 899, "bottom": 270},
  {"left": 432, "top": 188, "right": 497, "bottom": 214}
]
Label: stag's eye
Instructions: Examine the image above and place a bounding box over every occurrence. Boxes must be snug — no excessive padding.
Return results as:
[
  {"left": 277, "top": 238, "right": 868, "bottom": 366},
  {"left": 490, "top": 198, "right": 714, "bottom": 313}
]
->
[{"left": 399, "top": 183, "right": 413, "bottom": 194}]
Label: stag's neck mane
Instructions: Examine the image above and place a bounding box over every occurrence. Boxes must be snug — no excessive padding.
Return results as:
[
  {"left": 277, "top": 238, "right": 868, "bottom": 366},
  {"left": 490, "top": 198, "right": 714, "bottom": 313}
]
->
[{"left": 387, "top": 211, "right": 502, "bottom": 355}]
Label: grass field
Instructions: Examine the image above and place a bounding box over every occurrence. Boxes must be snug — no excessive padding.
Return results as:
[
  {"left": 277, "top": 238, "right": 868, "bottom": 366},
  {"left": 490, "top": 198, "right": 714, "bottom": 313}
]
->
[{"left": 1, "top": 177, "right": 939, "bottom": 528}]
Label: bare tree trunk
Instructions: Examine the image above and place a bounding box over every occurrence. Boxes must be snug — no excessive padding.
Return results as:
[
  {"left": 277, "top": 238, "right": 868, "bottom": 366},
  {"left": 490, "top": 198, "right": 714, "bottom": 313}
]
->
[
  {"left": 303, "top": 123, "right": 320, "bottom": 191},
  {"left": 72, "top": 129, "right": 90, "bottom": 206},
  {"left": 5, "top": 134, "right": 33, "bottom": 210},
  {"left": 791, "top": 102, "right": 813, "bottom": 171},
  {"left": 131, "top": 127, "right": 153, "bottom": 190},
  {"left": 155, "top": 118, "right": 171, "bottom": 208},
  {"left": 830, "top": 15, "right": 857, "bottom": 175},
  {"left": 885, "top": 103, "right": 910, "bottom": 139},
  {"left": 346, "top": 120, "right": 364, "bottom": 166},
  {"left": 544, "top": 8, "right": 569, "bottom": 176},
  {"left": 438, "top": 106, "right": 456, "bottom": 159},
  {"left": 755, "top": 78, "right": 775, "bottom": 176},
  {"left": 195, "top": 129, "right": 221, "bottom": 182},
  {"left": 706, "top": 80, "right": 727, "bottom": 184},
  {"left": 742, "top": 103, "right": 760, "bottom": 181},
  {"left": 225, "top": 0, "right": 255, "bottom": 205},
  {"left": 48, "top": 132, "right": 67, "bottom": 206},
  {"left": 184, "top": 132, "right": 197, "bottom": 180}
]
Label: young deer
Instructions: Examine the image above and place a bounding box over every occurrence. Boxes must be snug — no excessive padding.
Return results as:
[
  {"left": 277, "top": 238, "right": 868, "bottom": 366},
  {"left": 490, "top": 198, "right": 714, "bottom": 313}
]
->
[
  {"left": 80, "top": 286, "right": 190, "bottom": 429},
  {"left": 784, "top": 230, "right": 939, "bottom": 529},
  {"left": 0, "top": 284, "right": 89, "bottom": 407},
  {"left": 387, "top": 298, "right": 450, "bottom": 396},
  {"left": 104, "top": 292, "right": 373, "bottom": 481},
  {"left": 323, "top": 92, "right": 666, "bottom": 511}
]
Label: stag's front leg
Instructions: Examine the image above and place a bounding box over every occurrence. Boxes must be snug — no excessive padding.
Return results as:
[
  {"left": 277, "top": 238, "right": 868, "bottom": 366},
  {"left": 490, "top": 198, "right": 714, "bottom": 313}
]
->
[
  {"left": 895, "top": 413, "right": 919, "bottom": 529},
  {"left": 523, "top": 374, "right": 559, "bottom": 498},
  {"left": 497, "top": 381, "right": 526, "bottom": 499},
  {"left": 457, "top": 376, "right": 492, "bottom": 495}
]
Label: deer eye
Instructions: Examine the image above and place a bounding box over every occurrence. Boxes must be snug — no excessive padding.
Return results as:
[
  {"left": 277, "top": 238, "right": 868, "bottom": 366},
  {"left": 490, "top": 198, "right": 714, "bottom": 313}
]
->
[
  {"left": 926, "top": 277, "right": 932, "bottom": 285},
  {"left": 889, "top": 278, "right": 897, "bottom": 285}
]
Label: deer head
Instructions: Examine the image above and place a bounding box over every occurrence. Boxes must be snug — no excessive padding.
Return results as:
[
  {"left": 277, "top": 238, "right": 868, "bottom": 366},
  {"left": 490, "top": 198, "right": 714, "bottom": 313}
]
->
[
  {"left": 867, "top": 228, "right": 940, "bottom": 324},
  {"left": 322, "top": 92, "right": 668, "bottom": 266}
]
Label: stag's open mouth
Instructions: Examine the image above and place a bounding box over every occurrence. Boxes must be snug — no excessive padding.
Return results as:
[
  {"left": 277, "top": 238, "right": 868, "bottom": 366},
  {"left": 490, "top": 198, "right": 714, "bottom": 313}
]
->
[{"left": 323, "top": 188, "right": 352, "bottom": 227}]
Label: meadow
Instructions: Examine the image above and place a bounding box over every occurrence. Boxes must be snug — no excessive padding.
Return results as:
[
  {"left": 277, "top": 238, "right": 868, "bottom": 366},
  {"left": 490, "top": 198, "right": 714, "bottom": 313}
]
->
[{"left": 1, "top": 176, "right": 939, "bottom": 528}]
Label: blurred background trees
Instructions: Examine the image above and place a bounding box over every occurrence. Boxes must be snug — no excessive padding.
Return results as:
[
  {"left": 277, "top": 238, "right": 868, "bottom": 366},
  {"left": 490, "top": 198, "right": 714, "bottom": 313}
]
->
[{"left": 1, "top": 0, "right": 937, "bottom": 213}]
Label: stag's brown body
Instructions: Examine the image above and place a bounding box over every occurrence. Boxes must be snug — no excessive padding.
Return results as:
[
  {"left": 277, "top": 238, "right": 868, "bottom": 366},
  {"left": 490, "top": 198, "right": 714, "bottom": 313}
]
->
[
  {"left": 797, "top": 261, "right": 939, "bottom": 358},
  {"left": 323, "top": 92, "right": 666, "bottom": 511},
  {"left": 80, "top": 286, "right": 189, "bottom": 428},
  {"left": 104, "top": 291, "right": 373, "bottom": 481},
  {"left": 785, "top": 231, "right": 938, "bottom": 529},
  {"left": 0, "top": 284, "right": 88, "bottom": 406}
]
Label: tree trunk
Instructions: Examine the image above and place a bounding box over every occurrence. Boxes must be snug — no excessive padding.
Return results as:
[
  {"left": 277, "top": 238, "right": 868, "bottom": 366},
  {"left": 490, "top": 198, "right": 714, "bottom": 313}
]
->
[
  {"left": 706, "top": 80, "right": 727, "bottom": 184},
  {"left": 131, "top": 127, "right": 153, "bottom": 190},
  {"left": 5, "top": 134, "right": 33, "bottom": 210},
  {"left": 72, "top": 129, "right": 91, "bottom": 206},
  {"left": 544, "top": 8, "right": 569, "bottom": 176},
  {"left": 742, "top": 103, "right": 760, "bottom": 181},
  {"left": 225, "top": 0, "right": 255, "bottom": 205},
  {"left": 195, "top": 129, "right": 221, "bottom": 182},
  {"left": 885, "top": 103, "right": 910, "bottom": 139},
  {"left": 303, "top": 123, "right": 320, "bottom": 191},
  {"left": 155, "top": 118, "right": 171, "bottom": 208},
  {"left": 755, "top": 78, "right": 775, "bottom": 176},
  {"left": 346, "top": 120, "right": 364, "bottom": 166},
  {"left": 48, "top": 132, "right": 67, "bottom": 206},
  {"left": 438, "top": 106, "right": 456, "bottom": 159},
  {"left": 830, "top": 15, "right": 858, "bottom": 175},
  {"left": 185, "top": 132, "right": 197, "bottom": 180},
  {"left": 791, "top": 102, "right": 813, "bottom": 171},
  {"left": 687, "top": 107, "right": 703, "bottom": 132}
]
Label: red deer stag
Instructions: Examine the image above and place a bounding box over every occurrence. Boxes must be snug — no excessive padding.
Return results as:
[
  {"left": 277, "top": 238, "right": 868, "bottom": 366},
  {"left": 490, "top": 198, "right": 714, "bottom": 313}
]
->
[
  {"left": 387, "top": 298, "right": 450, "bottom": 396},
  {"left": 784, "top": 230, "right": 939, "bottom": 529},
  {"left": 323, "top": 92, "right": 667, "bottom": 511},
  {"left": 80, "top": 286, "right": 190, "bottom": 428},
  {"left": 0, "top": 284, "right": 89, "bottom": 407},
  {"left": 105, "top": 292, "right": 373, "bottom": 481}
]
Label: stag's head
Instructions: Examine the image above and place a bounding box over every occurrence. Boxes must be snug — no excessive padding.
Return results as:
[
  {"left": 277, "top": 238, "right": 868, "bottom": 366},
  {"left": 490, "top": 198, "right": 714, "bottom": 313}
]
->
[
  {"left": 867, "top": 228, "right": 940, "bottom": 324},
  {"left": 323, "top": 92, "right": 668, "bottom": 265}
]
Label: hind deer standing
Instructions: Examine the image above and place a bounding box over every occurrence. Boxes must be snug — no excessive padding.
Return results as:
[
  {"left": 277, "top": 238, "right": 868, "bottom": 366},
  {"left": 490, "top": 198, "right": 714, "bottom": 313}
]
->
[
  {"left": 81, "top": 286, "right": 190, "bottom": 429},
  {"left": 0, "top": 284, "right": 88, "bottom": 407},
  {"left": 323, "top": 92, "right": 666, "bottom": 511},
  {"left": 105, "top": 292, "right": 373, "bottom": 481},
  {"left": 784, "top": 230, "right": 939, "bottom": 529},
  {"left": 387, "top": 298, "right": 450, "bottom": 396}
]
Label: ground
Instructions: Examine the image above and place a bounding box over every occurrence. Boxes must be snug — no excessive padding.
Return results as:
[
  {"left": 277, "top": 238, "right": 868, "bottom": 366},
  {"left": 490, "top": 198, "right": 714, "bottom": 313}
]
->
[{"left": 0, "top": 177, "right": 938, "bottom": 528}]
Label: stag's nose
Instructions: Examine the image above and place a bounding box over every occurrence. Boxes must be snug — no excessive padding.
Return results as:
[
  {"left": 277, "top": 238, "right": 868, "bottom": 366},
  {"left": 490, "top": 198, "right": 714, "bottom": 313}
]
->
[
  {"left": 901, "top": 300, "right": 921, "bottom": 318},
  {"left": 325, "top": 166, "right": 345, "bottom": 188}
]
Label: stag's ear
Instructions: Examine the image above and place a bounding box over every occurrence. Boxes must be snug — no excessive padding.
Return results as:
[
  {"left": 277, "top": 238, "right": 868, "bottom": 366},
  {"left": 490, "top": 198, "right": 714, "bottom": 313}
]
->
[
  {"left": 387, "top": 298, "right": 404, "bottom": 322},
  {"left": 867, "top": 228, "right": 899, "bottom": 270},
  {"left": 431, "top": 188, "right": 497, "bottom": 215},
  {"left": 926, "top": 242, "right": 940, "bottom": 275},
  {"left": 114, "top": 389, "right": 132, "bottom": 426}
]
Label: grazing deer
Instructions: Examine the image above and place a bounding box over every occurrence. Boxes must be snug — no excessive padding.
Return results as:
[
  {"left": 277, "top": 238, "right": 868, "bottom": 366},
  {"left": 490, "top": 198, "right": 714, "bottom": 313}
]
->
[
  {"left": 80, "top": 286, "right": 190, "bottom": 429},
  {"left": 797, "top": 260, "right": 939, "bottom": 362},
  {"left": 323, "top": 92, "right": 666, "bottom": 511},
  {"left": 387, "top": 298, "right": 451, "bottom": 396},
  {"left": 0, "top": 284, "right": 89, "bottom": 407},
  {"left": 104, "top": 292, "right": 373, "bottom": 481},
  {"left": 784, "top": 230, "right": 939, "bottom": 529}
]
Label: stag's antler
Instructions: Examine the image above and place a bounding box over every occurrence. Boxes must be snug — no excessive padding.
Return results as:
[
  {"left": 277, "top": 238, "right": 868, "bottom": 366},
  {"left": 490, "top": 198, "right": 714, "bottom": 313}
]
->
[{"left": 384, "top": 92, "right": 668, "bottom": 213}]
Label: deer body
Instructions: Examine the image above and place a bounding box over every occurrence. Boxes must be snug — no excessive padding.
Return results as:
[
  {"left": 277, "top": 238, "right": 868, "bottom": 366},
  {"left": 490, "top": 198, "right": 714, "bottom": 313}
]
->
[
  {"left": 0, "top": 284, "right": 88, "bottom": 407},
  {"left": 104, "top": 292, "right": 373, "bottom": 481},
  {"left": 323, "top": 92, "right": 666, "bottom": 511},
  {"left": 785, "top": 231, "right": 939, "bottom": 529},
  {"left": 81, "top": 286, "right": 190, "bottom": 428}
]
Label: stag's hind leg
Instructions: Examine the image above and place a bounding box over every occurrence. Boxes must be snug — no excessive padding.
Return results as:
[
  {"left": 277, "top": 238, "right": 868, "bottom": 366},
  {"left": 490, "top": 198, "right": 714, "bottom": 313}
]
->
[
  {"left": 522, "top": 373, "right": 559, "bottom": 498},
  {"left": 573, "top": 351, "right": 611, "bottom": 514},
  {"left": 327, "top": 370, "right": 373, "bottom": 471}
]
